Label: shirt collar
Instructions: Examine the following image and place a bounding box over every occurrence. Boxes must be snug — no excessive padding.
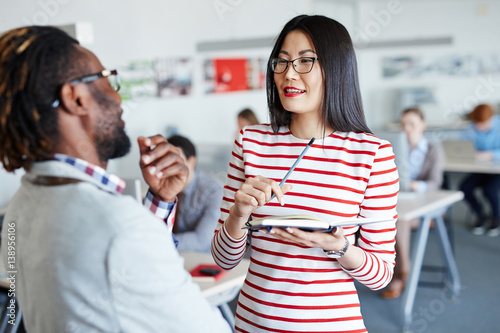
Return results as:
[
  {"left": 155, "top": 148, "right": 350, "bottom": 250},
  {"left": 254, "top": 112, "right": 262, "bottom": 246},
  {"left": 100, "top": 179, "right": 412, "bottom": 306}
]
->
[
  {"left": 52, "top": 153, "right": 126, "bottom": 195},
  {"left": 413, "top": 136, "right": 429, "bottom": 153}
]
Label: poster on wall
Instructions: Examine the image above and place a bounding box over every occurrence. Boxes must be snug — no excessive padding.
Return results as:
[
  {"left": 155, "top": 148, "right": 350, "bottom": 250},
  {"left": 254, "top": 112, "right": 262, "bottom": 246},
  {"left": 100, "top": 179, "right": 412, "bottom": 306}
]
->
[
  {"left": 154, "top": 57, "right": 193, "bottom": 97},
  {"left": 204, "top": 57, "right": 266, "bottom": 94},
  {"left": 118, "top": 58, "right": 193, "bottom": 101},
  {"left": 118, "top": 60, "right": 157, "bottom": 101},
  {"left": 382, "top": 53, "right": 500, "bottom": 79}
]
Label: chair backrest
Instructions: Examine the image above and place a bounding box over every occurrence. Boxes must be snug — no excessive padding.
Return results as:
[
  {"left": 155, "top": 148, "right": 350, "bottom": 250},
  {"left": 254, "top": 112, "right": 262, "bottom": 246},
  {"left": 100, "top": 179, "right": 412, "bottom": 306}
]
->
[
  {"left": 376, "top": 130, "right": 410, "bottom": 191},
  {"left": 122, "top": 178, "right": 144, "bottom": 202}
]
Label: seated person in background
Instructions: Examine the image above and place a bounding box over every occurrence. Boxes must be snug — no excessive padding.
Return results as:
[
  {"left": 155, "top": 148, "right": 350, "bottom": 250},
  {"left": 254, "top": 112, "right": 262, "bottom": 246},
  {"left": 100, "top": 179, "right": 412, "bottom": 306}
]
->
[
  {"left": 0, "top": 26, "right": 230, "bottom": 333},
  {"left": 168, "top": 135, "right": 223, "bottom": 253},
  {"left": 236, "top": 108, "right": 259, "bottom": 135},
  {"left": 460, "top": 104, "right": 500, "bottom": 237},
  {"left": 381, "top": 107, "right": 444, "bottom": 299}
]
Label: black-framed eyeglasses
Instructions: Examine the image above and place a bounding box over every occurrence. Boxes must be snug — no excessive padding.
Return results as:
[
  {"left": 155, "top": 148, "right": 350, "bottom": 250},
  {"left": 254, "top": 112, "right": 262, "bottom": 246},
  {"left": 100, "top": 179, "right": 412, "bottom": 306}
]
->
[
  {"left": 52, "top": 69, "right": 120, "bottom": 108},
  {"left": 270, "top": 57, "right": 319, "bottom": 74}
]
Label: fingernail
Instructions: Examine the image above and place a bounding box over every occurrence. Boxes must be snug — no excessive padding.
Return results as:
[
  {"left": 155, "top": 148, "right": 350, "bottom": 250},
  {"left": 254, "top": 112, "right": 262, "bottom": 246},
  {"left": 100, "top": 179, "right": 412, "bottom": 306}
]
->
[
  {"left": 156, "top": 171, "right": 163, "bottom": 178},
  {"left": 149, "top": 166, "right": 156, "bottom": 175},
  {"left": 280, "top": 197, "right": 285, "bottom": 206},
  {"left": 286, "top": 227, "right": 293, "bottom": 233},
  {"left": 143, "top": 155, "right": 151, "bottom": 164},
  {"left": 270, "top": 229, "right": 275, "bottom": 234},
  {"left": 145, "top": 138, "right": 151, "bottom": 146}
]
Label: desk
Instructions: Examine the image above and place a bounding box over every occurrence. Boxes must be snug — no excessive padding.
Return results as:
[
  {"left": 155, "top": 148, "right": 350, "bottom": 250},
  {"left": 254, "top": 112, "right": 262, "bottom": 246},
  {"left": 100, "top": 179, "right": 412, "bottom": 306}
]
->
[
  {"left": 181, "top": 252, "right": 249, "bottom": 330},
  {"left": 444, "top": 159, "right": 500, "bottom": 174},
  {"left": 397, "top": 190, "right": 464, "bottom": 332}
]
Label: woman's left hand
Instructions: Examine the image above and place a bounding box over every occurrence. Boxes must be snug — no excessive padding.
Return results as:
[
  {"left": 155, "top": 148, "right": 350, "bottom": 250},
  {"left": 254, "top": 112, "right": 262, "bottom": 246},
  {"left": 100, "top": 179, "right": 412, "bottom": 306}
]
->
[{"left": 265, "top": 226, "right": 346, "bottom": 251}]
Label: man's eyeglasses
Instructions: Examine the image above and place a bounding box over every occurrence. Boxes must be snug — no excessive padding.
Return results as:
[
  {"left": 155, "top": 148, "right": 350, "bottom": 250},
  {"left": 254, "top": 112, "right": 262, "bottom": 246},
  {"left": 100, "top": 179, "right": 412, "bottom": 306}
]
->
[
  {"left": 270, "top": 57, "right": 319, "bottom": 74},
  {"left": 52, "top": 69, "right": 120, "bottom": 108}
]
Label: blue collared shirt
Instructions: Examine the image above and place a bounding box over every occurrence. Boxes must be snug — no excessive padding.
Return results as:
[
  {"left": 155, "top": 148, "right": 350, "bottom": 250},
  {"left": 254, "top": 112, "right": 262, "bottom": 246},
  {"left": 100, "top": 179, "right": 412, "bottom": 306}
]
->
[
  {"left": 463, "top": 115, "right": 500, "bottom": 161},
  {"left": 408, "top": 137, "right": 429, "bottom": 193}
]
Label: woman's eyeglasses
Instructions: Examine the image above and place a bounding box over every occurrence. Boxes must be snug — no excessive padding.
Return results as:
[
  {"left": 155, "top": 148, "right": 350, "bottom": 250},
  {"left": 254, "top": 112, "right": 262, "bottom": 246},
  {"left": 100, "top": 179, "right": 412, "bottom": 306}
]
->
[{"left": 270, "top": 57, "right": 318, "bottom": 74}]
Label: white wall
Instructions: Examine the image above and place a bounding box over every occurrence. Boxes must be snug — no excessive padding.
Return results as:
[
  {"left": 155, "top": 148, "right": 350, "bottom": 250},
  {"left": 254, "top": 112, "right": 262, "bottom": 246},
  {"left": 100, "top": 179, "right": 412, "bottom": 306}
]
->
[
  {"left": 0, "top": 0, "right": 314, "bottom": 181},
  {"left": 1, "top": 0, "right": 499, "bottom": 199},
  {"left": 351, "top": 0, "right": 500, "bottom": 129},
  {"left": 0, "top": 0, "right": 356, "bottom": 181}
]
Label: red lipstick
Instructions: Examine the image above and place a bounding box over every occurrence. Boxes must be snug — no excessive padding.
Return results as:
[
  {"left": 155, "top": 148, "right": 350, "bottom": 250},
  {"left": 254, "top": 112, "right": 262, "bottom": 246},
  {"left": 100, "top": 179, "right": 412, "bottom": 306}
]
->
[{"left": 284, "top": 86, "right": 306, "bottom": 97}]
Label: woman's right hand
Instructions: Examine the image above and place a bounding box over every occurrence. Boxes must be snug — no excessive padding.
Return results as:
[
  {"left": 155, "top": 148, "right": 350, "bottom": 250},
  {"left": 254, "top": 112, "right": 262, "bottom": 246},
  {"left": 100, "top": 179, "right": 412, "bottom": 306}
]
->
[{"left": 225, "top": 175, "right": 292, "bottom": 238}]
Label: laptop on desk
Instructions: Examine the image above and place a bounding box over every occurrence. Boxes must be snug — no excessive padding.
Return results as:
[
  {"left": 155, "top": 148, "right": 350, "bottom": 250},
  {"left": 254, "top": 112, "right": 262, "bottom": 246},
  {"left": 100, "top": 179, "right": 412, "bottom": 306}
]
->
[{"left": 442, "top": 140, "right": 476, "bottom": 162}]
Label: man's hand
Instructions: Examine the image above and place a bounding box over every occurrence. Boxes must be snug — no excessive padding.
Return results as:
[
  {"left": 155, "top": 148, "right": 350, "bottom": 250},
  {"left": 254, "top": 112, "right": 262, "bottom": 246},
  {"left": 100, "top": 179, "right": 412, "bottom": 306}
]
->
[{"left": 138, "top": 135, "right": 189, "bottom": 202}]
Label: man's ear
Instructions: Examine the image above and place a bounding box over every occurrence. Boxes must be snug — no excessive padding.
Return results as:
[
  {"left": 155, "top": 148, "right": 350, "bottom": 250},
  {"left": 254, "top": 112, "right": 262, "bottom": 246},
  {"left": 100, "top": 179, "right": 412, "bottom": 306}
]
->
[
  {"left": 59, "top": 82, "right": 91, "bottom": 116},
  {"left": 187, "top": 155, "right": 197, "bottom": 169}
]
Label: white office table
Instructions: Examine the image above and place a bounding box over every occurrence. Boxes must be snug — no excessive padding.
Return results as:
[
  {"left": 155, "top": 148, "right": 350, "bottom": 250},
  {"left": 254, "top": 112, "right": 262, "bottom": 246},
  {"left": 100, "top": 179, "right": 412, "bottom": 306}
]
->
[
  {"left": 397, "top": 190, "right": 464, "bottom": 332},
  {"left": 444, "top": 159, "right": 500, "bottom": 174},
  {"left": 181, "top": 252, "right": 249, "bottom": 330}
]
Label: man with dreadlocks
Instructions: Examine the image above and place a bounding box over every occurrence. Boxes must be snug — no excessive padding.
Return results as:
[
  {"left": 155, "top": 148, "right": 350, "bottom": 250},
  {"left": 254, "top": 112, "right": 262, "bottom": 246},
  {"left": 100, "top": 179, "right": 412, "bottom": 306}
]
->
[{"left": 0, "top": 26, "right": 230, "bottom": 332}]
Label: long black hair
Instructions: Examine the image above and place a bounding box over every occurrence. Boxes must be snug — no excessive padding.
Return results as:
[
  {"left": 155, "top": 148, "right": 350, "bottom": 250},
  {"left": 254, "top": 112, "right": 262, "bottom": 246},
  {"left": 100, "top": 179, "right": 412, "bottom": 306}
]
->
[
  {"left": 266, "top": 15, "right": 371, "bottom": 135},
  {"left": 0, "top": 26, "right": 85, "bottom": 171}
]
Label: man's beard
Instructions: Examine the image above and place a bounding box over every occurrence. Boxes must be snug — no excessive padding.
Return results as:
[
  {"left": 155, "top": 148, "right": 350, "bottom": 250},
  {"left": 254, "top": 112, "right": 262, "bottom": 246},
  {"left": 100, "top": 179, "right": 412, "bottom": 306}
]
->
[{"left": 90, "top": 87, "right": 131, "bottom": 163}]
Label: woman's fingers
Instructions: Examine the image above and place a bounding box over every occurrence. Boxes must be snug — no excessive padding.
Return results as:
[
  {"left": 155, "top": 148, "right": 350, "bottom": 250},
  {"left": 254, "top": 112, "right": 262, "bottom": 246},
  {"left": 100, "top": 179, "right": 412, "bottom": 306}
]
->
[
  {"left": 233, "top": 175, "right": 294, "bottom": 219},
  {"left": 239, "top": 183, "right": 267, "bottom": 206},
  {"left": 246, "top": 176, "right": 291, "bottom": 204},
  {"left": 267, "top": 226, "right": 347, "bottom": 250}
]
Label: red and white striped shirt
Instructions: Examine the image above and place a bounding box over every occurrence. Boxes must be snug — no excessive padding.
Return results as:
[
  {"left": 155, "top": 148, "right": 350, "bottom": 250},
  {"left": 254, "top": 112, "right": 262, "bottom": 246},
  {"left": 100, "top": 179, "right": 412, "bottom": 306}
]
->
[{"left": 212, "top": 124, "right": 399, "bottom": 333}]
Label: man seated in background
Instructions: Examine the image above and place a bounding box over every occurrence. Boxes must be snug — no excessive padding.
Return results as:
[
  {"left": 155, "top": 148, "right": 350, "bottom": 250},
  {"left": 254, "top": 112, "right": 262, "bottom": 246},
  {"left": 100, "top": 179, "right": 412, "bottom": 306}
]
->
[
  {"left": 0, "top": 26, "right": 230, "bottom": 332},
  {"left": 168, "top": 135, "right": 223, "bottom": 253},
  {"left": 461, "top": 104, "right": 500, "bottom": 237}
]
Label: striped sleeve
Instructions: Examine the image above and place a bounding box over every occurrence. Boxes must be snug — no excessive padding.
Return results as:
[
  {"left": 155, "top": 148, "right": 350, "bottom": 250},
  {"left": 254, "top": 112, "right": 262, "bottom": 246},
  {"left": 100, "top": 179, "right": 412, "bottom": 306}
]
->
[
  {"left": 211, "top": 130, "right": 249, "bottom": 269},
  {"left": 344, "top": 140, "right": 399, "bottom": 290}
]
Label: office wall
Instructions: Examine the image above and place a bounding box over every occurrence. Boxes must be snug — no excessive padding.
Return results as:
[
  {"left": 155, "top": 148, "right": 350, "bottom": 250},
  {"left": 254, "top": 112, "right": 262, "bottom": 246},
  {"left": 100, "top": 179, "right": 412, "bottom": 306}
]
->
[
  {"left": 0, "top": 0, "right": 354, "bottom": 180},
  {"left": 353, "top": 0, "right": 500, "bottom": 129},
  {"left": 0, "top": 0, "right": 499, "bottom": 186}
]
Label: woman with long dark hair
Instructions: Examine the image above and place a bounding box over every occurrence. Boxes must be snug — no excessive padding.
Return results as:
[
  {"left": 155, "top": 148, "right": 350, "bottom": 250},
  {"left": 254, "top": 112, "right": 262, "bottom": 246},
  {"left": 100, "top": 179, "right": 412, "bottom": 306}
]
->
[{"left": 212, "top": 15, "right": 399, "bottom": 332}]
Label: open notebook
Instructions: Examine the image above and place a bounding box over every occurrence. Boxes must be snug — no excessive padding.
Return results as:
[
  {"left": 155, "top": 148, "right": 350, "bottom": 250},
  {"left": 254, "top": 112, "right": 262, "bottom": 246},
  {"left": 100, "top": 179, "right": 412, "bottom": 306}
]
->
[{"left": 243, "top": 214, "right": 394, "bottom": 232}]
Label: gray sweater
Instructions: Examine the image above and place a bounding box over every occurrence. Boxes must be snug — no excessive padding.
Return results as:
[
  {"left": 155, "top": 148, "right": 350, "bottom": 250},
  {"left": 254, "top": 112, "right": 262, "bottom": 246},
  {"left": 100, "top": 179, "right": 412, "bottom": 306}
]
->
[
  {"left": 1, "top": 161, "right": 230, "bottom": 333},
  {"left": 416, "top": 142, "right": 444, "bottom": 191}
]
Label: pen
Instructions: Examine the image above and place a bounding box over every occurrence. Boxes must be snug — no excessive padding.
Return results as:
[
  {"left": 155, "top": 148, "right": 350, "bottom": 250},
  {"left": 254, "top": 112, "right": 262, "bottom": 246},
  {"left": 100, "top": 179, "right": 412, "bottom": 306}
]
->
[{"left": 270, "top": 137, "right": 315, "bottom": 201}]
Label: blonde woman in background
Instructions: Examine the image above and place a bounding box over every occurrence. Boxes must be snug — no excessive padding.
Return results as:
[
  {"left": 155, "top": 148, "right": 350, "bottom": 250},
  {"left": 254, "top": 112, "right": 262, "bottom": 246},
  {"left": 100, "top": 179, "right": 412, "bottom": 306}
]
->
[
  {"left": 381, "top": 107, "right": 444, "bottom": 298},
  {"left": 237, "top": 108, "right": 259, "bottom": 131}
]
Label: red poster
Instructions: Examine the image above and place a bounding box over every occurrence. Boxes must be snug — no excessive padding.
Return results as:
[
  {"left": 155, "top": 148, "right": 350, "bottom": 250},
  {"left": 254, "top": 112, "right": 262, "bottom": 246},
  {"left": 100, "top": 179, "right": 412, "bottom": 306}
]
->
[{"left": 213, "top": 58, "right": 248, "bottom": 93}]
